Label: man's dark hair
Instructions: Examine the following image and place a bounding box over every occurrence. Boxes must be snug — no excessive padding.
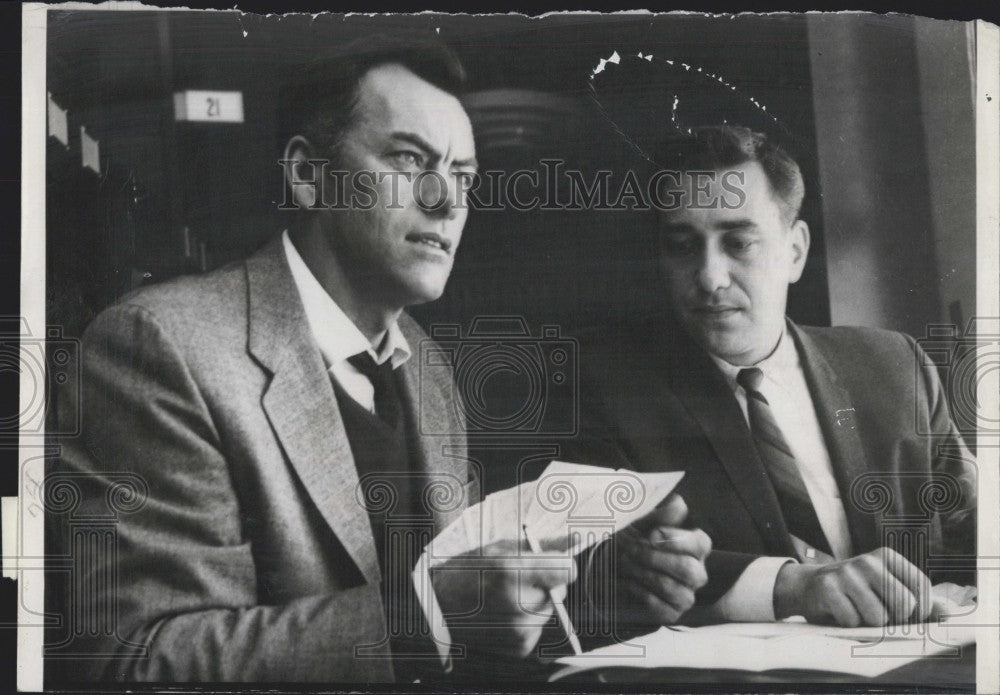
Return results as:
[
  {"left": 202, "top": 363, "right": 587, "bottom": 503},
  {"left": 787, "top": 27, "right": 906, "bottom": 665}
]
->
[
  {"left": 281, "top": 34, "right": 467, "bottom": 163},
  {"left": 654, "top": 125, "right": 805, "bottom": 224}
]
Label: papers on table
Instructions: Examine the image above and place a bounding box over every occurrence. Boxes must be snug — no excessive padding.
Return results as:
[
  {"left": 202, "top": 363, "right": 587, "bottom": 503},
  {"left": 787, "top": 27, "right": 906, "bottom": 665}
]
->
[
  {"left": 550, "top": 618, "right": 977, "bottom": 681},
  {"left": 422, "top": 460, "right": 685, "bottom": 564}
]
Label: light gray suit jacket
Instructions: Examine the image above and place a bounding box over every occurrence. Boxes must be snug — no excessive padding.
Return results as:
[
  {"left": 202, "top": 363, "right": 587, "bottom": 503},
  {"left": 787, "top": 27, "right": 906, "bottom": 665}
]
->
[{"left": 52, "top": 236, "right": 475, "bottom": 682}]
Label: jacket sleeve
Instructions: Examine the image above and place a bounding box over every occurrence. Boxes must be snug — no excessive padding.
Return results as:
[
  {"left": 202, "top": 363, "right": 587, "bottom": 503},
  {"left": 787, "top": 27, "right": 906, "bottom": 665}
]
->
[
  {"left": 52, "top": 303, "right": 392, "bottom": 682},
  {"left": 909, "top": 334, "right": 978, "bottom": 586}
]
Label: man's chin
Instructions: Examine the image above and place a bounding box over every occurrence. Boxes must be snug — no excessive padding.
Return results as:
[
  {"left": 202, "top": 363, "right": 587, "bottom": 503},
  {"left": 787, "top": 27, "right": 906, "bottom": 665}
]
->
[
  {"left": 683, "top": 322, "right": 746, "bottom": 363},
  {"left": 398, "top": 278, "right": 449, "bottom": 307}
]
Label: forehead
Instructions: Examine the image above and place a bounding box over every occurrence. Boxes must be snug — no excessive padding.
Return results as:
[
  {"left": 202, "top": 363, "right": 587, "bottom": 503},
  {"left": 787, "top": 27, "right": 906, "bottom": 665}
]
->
[
  {"left": 658, "top": 162, "right": 783, "bottom": 230},
  {"left": 350, "top": 63, "right": 475, "bottom": 157}
]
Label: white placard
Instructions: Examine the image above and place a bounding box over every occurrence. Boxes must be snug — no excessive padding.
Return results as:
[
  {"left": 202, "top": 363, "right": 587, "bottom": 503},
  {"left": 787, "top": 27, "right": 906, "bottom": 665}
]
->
[
  {"left": 80, "top": 125, "right": 99, "bottom": 175},
  {"left": 46, "top": 91, "right": 67, "bottom": 146},
  {"left": 174, "top": 89, "right": 244, "bottom": 123}
]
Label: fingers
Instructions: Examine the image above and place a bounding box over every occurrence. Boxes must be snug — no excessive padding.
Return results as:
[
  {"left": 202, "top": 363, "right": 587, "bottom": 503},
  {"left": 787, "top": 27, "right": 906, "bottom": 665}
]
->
[
  {"left": 628, "top": 538, "right": 709, "bottom": 590},
  {"left": 817, "top": 578, "right": 863, "bottom": 627},
  {"left": 795, "top": 549, "right": 929, "bottom": 627},
  {"left": 621, "top": 559, "right": 698, "bottom": 616},
  {"left": 863, "top": 561, "right": 917, "bottom": 623},
  {"left": 650, "top": 527, "right": 713, "bottom": 561},
  {"left": 877, "top": 547, "right": 931, "bottom": 621},
  {"left": 511, "top": 582, "right": 556, "bottom": 619},
  {"left": 438, "top": 548, "right": 577, "bottom": 659},
  {"left": 646, "top": 492, "right": 689, "bottom": 528},
  {"left": 621, "top": 577, "right": 691, "bottom": 625},
  {"left": 517, "top": 553, "right": 578, "bottom": 591},
  {"left": 487, "top": 553, "right": 575, "bottom": 620},
  {"left": 840, "top": 565, "right": 890, "bottom": 626},
  {"left": 611, "top": 519, "right": 708, "bottom": 627},
  {"left": 549, "top": 582, "right": 568, "bottom": 604}
]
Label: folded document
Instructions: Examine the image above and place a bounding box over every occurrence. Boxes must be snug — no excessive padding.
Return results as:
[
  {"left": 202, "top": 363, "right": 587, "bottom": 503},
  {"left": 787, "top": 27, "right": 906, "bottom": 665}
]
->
[{"left": 423, "top": 460, "right": 685, "bottom": 561}]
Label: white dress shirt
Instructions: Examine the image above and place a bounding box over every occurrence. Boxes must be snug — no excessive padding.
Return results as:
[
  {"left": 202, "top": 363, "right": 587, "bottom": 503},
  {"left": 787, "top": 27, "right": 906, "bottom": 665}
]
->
[
  {"left": 282, "top": 231, "right": 411, "bottom": 408},
  {"left": 706, "top": 326, "right": 853, "bottom": 621}
]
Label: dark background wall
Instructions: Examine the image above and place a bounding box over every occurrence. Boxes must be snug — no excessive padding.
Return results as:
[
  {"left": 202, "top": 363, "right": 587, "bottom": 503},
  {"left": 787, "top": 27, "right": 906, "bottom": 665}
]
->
[
  {"left": 808, "top": 14, "right": 977, "bottom": 337},
  {"left": 46, "top": 11, "right": 835, "bottom": 339}
]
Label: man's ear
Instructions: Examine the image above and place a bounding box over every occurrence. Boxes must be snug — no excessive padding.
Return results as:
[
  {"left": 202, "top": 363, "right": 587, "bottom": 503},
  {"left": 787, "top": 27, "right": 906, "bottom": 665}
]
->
[
  {"left": 787, "top": 219, "right": 810, "bottom": 283},
  {"left": 283, "top": 135, "right": 320, "bottom": 209}
]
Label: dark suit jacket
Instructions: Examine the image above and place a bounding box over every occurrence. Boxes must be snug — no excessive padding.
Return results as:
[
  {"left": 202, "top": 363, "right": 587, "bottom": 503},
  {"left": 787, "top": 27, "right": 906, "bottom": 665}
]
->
[
  {"left": 50, "top": 236, "right": 476, "bottom": 682},
  {"left": 564, "top": 317, "right": 976, "bottom": 604}
]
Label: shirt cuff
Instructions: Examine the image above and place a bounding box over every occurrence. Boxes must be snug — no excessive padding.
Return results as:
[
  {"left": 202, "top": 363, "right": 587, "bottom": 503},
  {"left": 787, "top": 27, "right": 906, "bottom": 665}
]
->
[
  {"left": 710, "top": 556, "right": 797, "bottom": 622},
  {"left": 411, "top": 553, "right": 453, "bottom": 672}
]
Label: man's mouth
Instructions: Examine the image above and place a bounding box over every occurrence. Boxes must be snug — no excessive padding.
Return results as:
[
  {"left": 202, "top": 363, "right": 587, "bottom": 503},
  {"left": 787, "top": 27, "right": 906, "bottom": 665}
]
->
[
  {"left": 406, "top": 232, "right": 451, "bottom": 253},
  {"left": 690, "top": 305, "right": 741, "bottom": 316}
]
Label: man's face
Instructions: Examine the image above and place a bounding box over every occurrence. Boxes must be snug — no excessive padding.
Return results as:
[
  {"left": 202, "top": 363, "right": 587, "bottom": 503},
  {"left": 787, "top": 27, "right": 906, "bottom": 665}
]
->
[
  {"left": 657, "top": 162, "right": 809, "bottom": 366},
  {"left": 318, "top": 63, "right": 477, "bottom": 308}
]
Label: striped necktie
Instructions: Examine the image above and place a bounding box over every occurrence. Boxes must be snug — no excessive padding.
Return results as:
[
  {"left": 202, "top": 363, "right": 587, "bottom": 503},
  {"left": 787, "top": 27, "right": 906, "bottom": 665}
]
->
[{"left": 737, "top": 367, "right": 832, "bottom": 558}]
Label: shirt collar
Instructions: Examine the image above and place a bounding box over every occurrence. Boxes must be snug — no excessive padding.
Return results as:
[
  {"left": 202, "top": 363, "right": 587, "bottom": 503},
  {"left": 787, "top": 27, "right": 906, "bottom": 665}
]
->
[
  {"left": 282, "top": 230, "right": 411, "bottom": 369},
  {"left": 708, "top": 323, "right": 797, "bottom": 391}
]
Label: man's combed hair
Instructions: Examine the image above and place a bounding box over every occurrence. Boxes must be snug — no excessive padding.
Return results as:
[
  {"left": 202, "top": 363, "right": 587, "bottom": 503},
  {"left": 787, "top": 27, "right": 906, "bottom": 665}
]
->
[
  {"left": 280, "top": 34, "right": 467, "bottom": 162},
  {"left": 654, "top": 125, "right": 805, "bottom": 224}
]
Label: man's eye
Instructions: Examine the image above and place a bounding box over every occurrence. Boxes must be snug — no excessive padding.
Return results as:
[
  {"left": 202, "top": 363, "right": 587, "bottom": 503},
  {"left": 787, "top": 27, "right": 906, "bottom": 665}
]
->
[
  {"left": 725, "top": 238, "right": 755, "bottom": 253},
  {"left": 389, "top": 151, "right": 424, "bottom": 168}
]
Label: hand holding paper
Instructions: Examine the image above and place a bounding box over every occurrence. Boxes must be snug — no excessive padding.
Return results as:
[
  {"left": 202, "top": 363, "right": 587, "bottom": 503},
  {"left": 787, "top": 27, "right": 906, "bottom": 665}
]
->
[
  {"left": 414, "top": 460, "right": 690, "bottom": 659},
  {"left": 594, "top": 493, "right": 712, "bottom": 627},
  {"left": 429, "top": 540, "right": 578, "bottom": 658},
  {"left": 422, "top": 461, "right": 687, "bottom": 562}
]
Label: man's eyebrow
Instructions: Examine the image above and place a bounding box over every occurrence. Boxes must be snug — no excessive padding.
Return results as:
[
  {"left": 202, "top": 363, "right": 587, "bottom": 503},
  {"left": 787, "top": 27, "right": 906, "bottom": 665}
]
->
[
  {"left": 389, "top": 131, "right": 477, "bottom": 169},
  {"left": 452, "top": 155, "right": 479, "bottom": 170},
  {"left": 718, "top": 219, "right": 758, "bottom": 231}
]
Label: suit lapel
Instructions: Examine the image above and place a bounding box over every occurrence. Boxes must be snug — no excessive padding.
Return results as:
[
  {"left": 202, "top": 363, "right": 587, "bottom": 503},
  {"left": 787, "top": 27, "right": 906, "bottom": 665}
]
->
[
  {"left": 246, "top": 237, "right": 380, "bottom": 586},
  {"left": 788, "top": 323, "right": 878, "bottom": 553},
  {"left": 395, "top": 314, "right": 470, "bottom": 533},
  {"left": 655, "top": 323, "right": 796, "bottom": 555}
]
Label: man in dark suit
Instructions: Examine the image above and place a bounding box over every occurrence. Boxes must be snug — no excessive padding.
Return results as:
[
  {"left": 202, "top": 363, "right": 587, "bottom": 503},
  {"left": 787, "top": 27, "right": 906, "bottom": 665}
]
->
[
  {"left": 570, "top": 125, "right": 976, "bottom": 630},
  {"left": 49, "top": 38, "right": 710, "bottom": 683}
]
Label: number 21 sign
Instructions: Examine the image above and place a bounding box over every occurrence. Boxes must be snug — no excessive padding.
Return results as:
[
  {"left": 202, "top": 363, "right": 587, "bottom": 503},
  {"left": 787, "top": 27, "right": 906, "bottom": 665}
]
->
[{"left": 174, "top": 90, "right": 244, "bottom": 123}]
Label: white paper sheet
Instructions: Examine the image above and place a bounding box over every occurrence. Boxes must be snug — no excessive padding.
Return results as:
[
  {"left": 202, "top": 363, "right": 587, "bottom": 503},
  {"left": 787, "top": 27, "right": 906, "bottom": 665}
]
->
[
  {"left": 551, "top": 619, "right": 977, "bottom": 680},
  {"left": 422, "top": 461, "right": 685, "bottom": 564}
]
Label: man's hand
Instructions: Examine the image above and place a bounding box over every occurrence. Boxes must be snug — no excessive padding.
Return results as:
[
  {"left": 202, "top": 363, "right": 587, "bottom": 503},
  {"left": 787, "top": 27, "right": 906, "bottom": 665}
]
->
[
  {"left": 609, "top": 494, "right": 712, "bottom": 625},
  {"left": 430, "top": 541, "right": 577, "bottom": 658},
  {"left": 774, "top": 547, "right": 932, "bottom": 626}
]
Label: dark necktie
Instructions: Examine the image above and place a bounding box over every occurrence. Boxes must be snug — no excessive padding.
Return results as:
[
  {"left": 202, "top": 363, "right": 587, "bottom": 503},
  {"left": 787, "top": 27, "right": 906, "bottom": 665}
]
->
[
  {"left": 736, "top": 367, "right": 833, "bottom": 557},
  {"left": 342, "top": 353, "right": 436, "bottom": 677},
  {"left": 348, "top": 351, "right": 401, "bottom": 428}
]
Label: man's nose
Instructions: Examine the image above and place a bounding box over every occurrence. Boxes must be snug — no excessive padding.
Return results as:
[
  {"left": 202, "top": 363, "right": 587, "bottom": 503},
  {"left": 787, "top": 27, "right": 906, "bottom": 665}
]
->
[
  {"left": 415, "top": 170, "right": 458, "bottom": 219},
  {"left": 695, "top": 246, "right": 731, "bottom": 294}
]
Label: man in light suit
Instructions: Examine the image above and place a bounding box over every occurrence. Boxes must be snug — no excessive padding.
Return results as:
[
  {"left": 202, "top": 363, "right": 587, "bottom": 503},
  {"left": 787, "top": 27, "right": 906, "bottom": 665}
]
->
[
  {"left": 570, "top": 125, "right": 976, "bottom": 630},
  {"left": 49, "top": 37, "right": 710, "bottom": 683}
]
